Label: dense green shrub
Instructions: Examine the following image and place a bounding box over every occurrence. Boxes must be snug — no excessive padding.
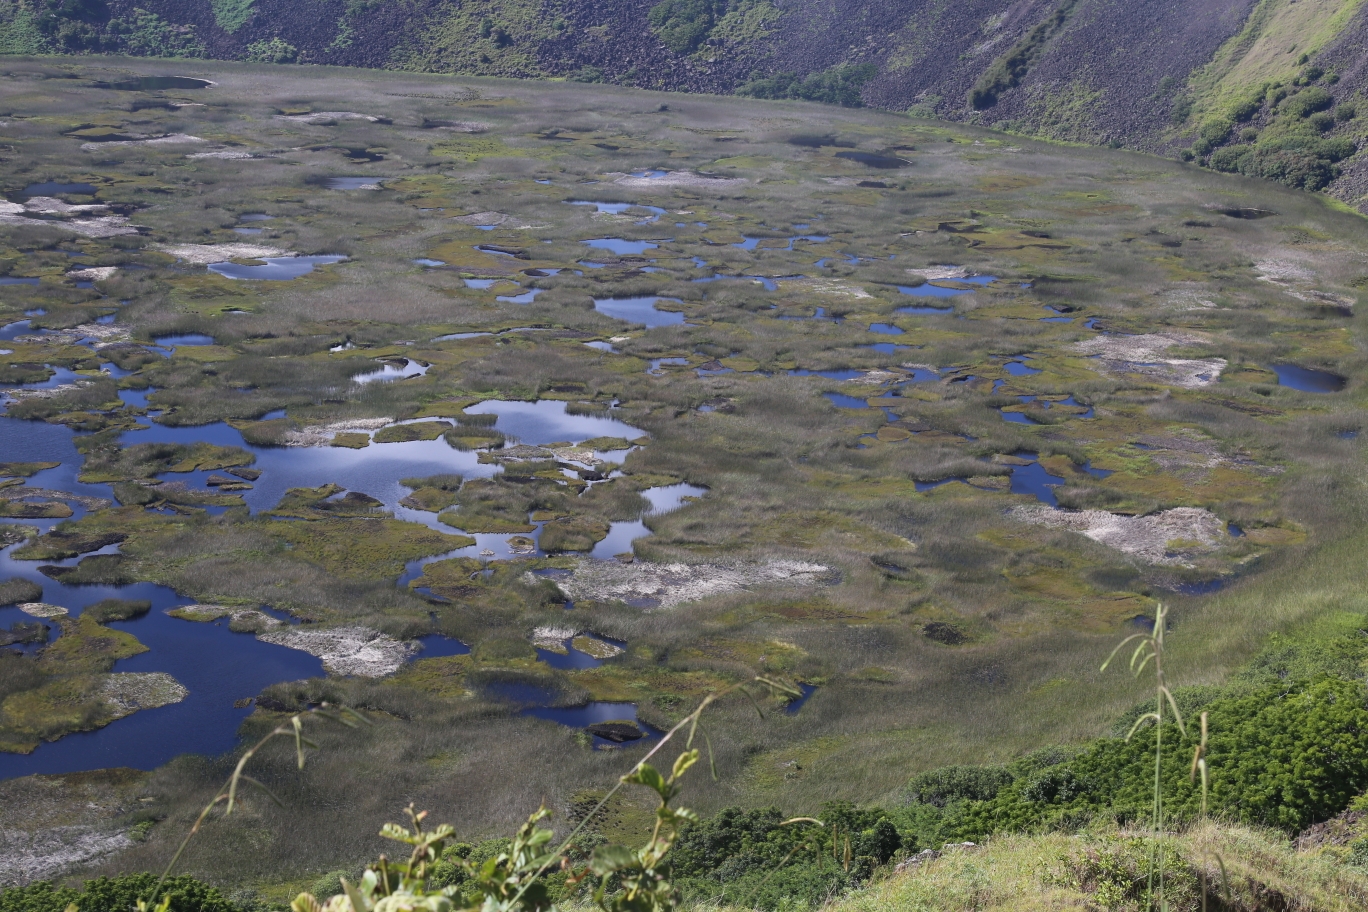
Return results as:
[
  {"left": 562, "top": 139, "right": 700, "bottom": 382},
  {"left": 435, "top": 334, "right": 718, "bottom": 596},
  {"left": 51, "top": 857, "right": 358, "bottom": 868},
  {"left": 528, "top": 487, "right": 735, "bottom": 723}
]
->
[
  {"left": 1199, "top": 118, "right": 1232, "bottom": 145},
  {"left": 245, "top": 36, "right": 297, "bottom": 63},
  {"left": 210, "top": 0, "right": 254, "bottom": 33},
  {"left": 736, "top": 63, "right": 877, "bottom": 107},
  {"left": 926, "top": 677, "right": 1368, "bottom": 839},
  {"left": 1282, "top": 86, "right": 1333, "bottom": 118},
  {"left": 904, "top": 764, "right": 1013, "bottom": 807},
  {"left": 647, "top": 0, "right": 720, "bottom": 54},
  {"left": 1239, "top": 147, "right": 1339, "bottom": 191},
  {"left": 671, "top": 802, "right": 906, "bottom": 910},
  {"left": 0, "top": 875, "right": 234, "bottom": 912},
  {"left": 105, "top": 8, "right": 204, "bottom": 57},
  {"left": 1207, "top": 145, "right": 1250, "bottom": 173}
]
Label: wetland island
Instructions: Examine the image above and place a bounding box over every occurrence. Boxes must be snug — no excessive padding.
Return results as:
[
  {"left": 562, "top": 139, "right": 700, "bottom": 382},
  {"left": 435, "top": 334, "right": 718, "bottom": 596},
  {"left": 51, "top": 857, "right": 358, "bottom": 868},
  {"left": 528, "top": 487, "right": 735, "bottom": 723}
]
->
[{"left": 3, "top": 19, "right": 1368, "bottom": 910}]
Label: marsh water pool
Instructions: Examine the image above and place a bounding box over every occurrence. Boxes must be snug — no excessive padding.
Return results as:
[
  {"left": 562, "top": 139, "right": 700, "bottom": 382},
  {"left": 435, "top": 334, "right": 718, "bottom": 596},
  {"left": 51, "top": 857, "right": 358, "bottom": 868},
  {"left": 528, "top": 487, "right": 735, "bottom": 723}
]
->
[
  {"left": 209, "top": 255, "right": 346, "bottom": 281},
  {"left": 593, "top": 296, "right": 686, "bottom": 327},
  {"left": 0, "top": 391, "right": 703, "bottom": 773}
]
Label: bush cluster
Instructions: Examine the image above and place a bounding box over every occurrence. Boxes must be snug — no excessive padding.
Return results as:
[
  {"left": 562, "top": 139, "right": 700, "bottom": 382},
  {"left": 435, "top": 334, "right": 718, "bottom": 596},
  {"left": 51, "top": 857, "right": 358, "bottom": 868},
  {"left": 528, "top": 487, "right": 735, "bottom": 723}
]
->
[
  {"left": 1190, "top": 65, "right": 1359, "bottom": 190},
  {"left": 0, "top": 876, "right": 234, "bottom": 912},
  {"left": 736, "top": 63, "right": 877, "bottom": 108}
]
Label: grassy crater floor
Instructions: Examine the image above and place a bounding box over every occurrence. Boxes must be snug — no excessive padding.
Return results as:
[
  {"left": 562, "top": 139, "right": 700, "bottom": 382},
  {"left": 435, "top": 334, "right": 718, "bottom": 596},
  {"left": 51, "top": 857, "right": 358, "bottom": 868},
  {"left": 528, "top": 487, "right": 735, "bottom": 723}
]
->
[{"left": 0, "top": 56, "right": 1365, "bottom": 890}]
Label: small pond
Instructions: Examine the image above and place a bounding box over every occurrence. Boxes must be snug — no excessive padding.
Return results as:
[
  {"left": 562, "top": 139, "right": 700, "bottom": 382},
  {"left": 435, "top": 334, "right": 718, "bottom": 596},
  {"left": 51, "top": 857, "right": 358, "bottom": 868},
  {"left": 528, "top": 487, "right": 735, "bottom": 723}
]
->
[
  {"left": 568, "top": 201, "right": 666, "bottom": 222},
  {"left": 734, "top": 235, "right": 829, "bottom": 251},
  {"left": 1270, "top": 363, "right": 1345, "bottom": 393},
  {"left": 209, "top": 255, "right": 346, "bottom": 281},
  {"left": 594, "top": 296, "right": 685, "bottom": 328},
  {"left": 825, "top": 391, "right": 872, "bottom": 409},
  {"left": 153, "top": 333, "right": 215, "bottom": 348},
  {"left": 583, "top": 238, "right": 661, "bottom": 256},
  {"left": 0, "top": 277, "right": 39, "bottom": 286},
  {"left": 352, "top": 358, "right": 429, "bottom": 384},
  {"left": 101, "top": 76, "right": 212, "bottom": 91},
  {"left": 835, "top": 151, "right": 909, "bottom": 169},
  {"left": 785, "top": 683, "right": 818, "bottom": 715},
  {"left": 590, "top": 483, "right": 707, "bottom": 559},
  {"left": 463, "top": 399, "right": 643, "bottom": 449},
  {"left": 497, "top": 288, "right": 542, "bottom": 305},
  {"left": 536, "top": 634, "right": 625, "bottom": 670},
  {"left": 897, "top": 276, "right": 995, "bottom": 299},
  {"left": 22, "top": 182, "right": 97, "bottom": 197}
]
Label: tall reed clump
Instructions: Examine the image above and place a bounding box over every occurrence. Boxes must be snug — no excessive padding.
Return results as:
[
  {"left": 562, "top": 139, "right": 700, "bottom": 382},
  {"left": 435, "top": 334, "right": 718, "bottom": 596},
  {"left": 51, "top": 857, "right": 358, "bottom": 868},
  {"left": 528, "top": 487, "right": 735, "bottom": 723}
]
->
[{"left": 1103, "top": 603, "right": 1223, "bottom": 911}]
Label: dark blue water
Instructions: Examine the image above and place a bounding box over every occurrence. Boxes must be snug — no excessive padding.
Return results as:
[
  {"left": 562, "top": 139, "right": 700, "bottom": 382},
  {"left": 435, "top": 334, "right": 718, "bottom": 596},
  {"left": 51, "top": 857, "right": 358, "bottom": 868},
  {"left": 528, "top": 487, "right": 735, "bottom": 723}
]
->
[
  {"left": 5, "top": 317, "right": 37, "bottom": 339},
  {"left": 23, "top": 182, "right": 96, "bottom": 197},
  {"left": 590, "top": 483, "right": 706, "bottom": 561},
  {"left": 0, "top": 277, "right": 40, "bottom": 286},
  {"left": 1270, "top": 364, "right": 1345, "bottom": 393},
  {"left": 825, "top": 392, "right": 870, "bottom": 409},
  {"left": 647, "top": 358, "right": 688, "bottom": 375},
  {"left": 209, "top": 255, "right": 346, "bottom": 281},
  {"left": 733, "top": 235, "right": 829, "bottom": 252},
  {"left": 594, "top": 296, "right": 685, "bottom": 327},
  {"left": 497, "top": 288, "right": 542, "bottom": 304},
  {"left": 862, "top": 343, "right": 909, "bottom": 354},
  {"left": 104, "top": 76, "right": 212, "bottom": 91},
  {"left": 463, "top": 399, "right": 642, "bottom": 448},
  {"left": 1008, "top": 455, "right": 1066, "bottom": 506},
  {"left": 1174, "top": 578, "right": 1227, "bottom": 596},
  {"left": 523, "top": 702, "right": 661, "bottom": 748},
  {"left": 784, "top": 683, "right": 817, "bottom": 715},
  {"left": 897, "top": 276, "right": 994, "bottom": 300},
  {"left": 153, "top": 333, "right": 214, "bottom": 347},
  {"left": 1001, "top": 405, "right": 1038, "bottom": 425},
  {"left": 583, "top": 238, "right": 659, "bottom": 256},
  {"left": 1003, "top": 361, "right": 1040, "bottom": 377},
  {"left": 835, "top": 151, "right": 908, "bottom": 168},
  {"left": 534, "top": 634, "right": 624, "bottom": 671},
  {"left": 0, "top": 554, "right": 324, "bottom": 780},
  {"left": 868, "top": 323, "right": 903, "bottom": 335},
  {"left": 414, "top": 634, "right": 470, "bottom": 658},
  {"left": 568, "top": 201, "right": 666, "bottom": 222}
]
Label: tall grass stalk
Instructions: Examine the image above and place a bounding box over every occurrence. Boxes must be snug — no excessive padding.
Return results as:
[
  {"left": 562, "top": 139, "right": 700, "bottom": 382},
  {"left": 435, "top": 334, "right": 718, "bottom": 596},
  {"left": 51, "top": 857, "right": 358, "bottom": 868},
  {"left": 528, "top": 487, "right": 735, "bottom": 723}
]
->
[
  {"left": 1102, "top": 603, "right": 1185, "bottom": 911},
  {"left": 144, "top": 705, "right": 368, "bottom": 909}
]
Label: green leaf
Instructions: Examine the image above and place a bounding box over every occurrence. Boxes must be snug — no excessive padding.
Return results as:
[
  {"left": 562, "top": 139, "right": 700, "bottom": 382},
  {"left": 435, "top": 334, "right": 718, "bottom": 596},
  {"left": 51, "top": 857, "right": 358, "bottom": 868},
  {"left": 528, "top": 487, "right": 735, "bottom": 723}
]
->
[
  {"left": 625, "top": 763, "right": 670, "bottom": 799},
  {"left": 590, "top": 844, "right": 638, "bottom": 876},
  {"left": 670, "top": 749, "right": 699, "bottom": 784}
]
